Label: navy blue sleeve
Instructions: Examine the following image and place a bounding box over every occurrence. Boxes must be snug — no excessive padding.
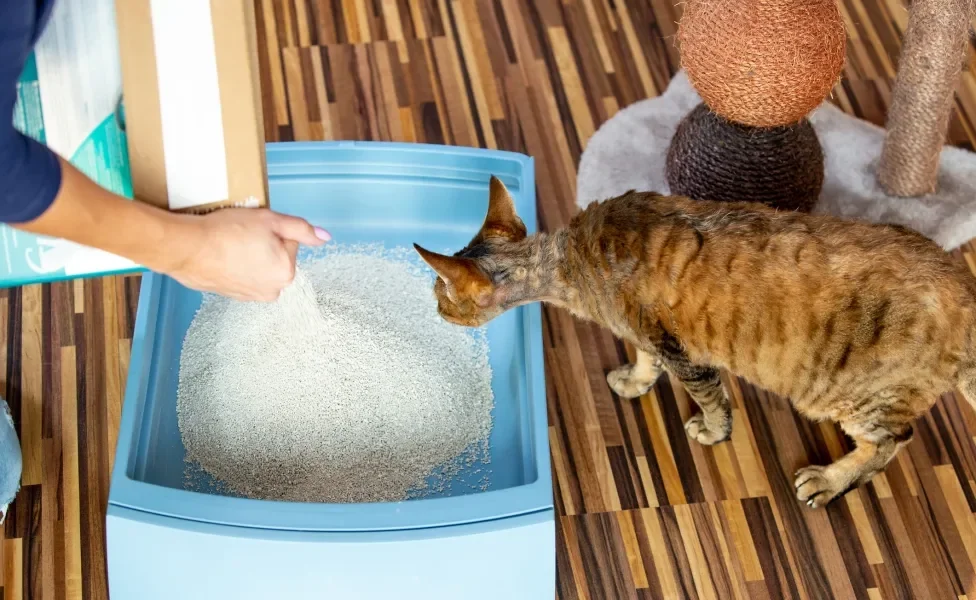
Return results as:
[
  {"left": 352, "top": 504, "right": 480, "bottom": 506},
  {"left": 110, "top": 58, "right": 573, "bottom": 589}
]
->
[{"left": 0, "top": 0, "right": 62, "bottom": 224}]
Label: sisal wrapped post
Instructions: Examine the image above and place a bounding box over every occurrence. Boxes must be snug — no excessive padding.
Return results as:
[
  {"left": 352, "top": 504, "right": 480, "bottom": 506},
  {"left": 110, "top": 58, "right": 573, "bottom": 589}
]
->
[
  {"left": 666, "top": 0, "right": 845, "bottom": 211},
  {"left": 877, "top": 0, "right": 974, "bottom": 197}
]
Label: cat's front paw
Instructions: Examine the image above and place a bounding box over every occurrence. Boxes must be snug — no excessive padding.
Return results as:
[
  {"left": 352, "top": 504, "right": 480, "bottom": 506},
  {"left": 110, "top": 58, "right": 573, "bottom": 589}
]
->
[
  {"left": 607, "top": 364, "right": 654, "bottom": 399},
  {"left": 794, "top": 465, "right": 848, "bottom": 508},
  {"left": 684, "top": 413, "right": 731, "bottom": 445}
]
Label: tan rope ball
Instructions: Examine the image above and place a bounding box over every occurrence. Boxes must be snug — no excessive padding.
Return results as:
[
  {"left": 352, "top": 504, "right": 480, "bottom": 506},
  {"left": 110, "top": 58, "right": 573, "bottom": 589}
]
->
[{"left": 678, "top": 0, "right": 847, "bottom": 127}]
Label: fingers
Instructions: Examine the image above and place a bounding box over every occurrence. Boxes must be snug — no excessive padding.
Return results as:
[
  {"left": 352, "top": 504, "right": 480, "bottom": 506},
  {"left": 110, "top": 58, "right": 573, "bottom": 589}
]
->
[
  {"left": 264, "top": 219, "right": 303, "bottom": 301},
  {"left": 279, "top": 239, "right": 299, "bottom": 286},
  {"left": 283, "top": 239, "right": 299, "bottom": 267},
  {"left": 225, "top": 248, "right": 294, "bottom": 302},
  {"left": 283, "top": 238, "right": 299, "bottom": 257},
  {"left": 270, "top": 213, "right": 331, "bottom": 246}
]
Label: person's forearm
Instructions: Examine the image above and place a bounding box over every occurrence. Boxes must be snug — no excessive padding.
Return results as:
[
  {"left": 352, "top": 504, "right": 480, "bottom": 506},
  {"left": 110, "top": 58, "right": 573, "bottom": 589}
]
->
[{"left": 11, "top": 156, "right": 198, "bottom": 274}]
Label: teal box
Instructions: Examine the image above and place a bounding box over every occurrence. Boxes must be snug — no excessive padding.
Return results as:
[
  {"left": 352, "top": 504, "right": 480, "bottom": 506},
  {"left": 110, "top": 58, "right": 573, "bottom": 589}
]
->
[{"left": 1, "top": 0, "right": 142, "bottom": 287}]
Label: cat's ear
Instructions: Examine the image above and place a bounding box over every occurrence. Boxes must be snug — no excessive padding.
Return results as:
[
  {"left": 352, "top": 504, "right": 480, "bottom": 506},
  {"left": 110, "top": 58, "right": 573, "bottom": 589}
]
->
[
  {"left": 413, "top": 244, "right": 494, "bottom": 306},
  {"left": 479, "top": 175, "right": 527, "bottom": 241}
]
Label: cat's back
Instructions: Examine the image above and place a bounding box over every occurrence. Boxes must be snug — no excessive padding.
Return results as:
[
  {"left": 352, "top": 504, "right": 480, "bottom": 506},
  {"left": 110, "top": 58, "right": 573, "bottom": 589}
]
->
[
  {"left": 575, "top": 191, "right": 976, "bottom": 398},
  {"left": 576, "top": 191, "right": 971, "bottom": 293}
]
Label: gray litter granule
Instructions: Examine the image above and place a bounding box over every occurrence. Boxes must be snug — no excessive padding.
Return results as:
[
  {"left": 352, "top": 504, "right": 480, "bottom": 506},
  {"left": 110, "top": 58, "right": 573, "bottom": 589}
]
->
[{"left": 176, "top": 244, "right": 494, "bottom": 503}]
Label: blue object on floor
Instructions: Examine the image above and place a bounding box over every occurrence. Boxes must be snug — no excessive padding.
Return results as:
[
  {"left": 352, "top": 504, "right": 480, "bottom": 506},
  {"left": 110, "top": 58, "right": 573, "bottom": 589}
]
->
[
  {"left": 106, "top": 142, "right": 554, "bottom": 600},
  {"left": 0, "top": 397, "right": 22, "bottom": 523}
]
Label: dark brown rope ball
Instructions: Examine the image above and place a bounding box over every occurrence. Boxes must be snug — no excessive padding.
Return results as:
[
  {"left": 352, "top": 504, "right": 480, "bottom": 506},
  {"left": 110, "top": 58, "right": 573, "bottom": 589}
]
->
[{"left": 666, "top": 103, "right": 824, "bottom": 212}]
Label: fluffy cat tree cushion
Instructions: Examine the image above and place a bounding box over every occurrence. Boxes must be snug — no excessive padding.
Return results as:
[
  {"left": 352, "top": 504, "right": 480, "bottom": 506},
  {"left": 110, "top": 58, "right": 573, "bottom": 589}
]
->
[{"left": 576, "top": 71, "right": 976, "bottom": 251}]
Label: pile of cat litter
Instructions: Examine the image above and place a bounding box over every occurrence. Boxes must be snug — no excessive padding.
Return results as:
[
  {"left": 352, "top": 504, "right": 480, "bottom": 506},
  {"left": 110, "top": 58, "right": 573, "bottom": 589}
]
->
[{"left": 176, "top": 244, "right": 494, "bottom": 503}]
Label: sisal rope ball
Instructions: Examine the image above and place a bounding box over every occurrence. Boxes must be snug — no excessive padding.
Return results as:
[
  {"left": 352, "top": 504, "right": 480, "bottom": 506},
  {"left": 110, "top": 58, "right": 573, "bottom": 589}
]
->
[
  {"left": 666, "top": 103, "right": 824, "bottom": 212},
  {"left": 678, "top": 0, "right": 846, "bottom": 127}
]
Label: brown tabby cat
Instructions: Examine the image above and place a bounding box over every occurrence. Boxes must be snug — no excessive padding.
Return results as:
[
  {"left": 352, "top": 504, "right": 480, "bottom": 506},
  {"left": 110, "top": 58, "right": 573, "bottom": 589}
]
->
[{"left": 414, "top": 177, "right": 976, "bottom": 508}]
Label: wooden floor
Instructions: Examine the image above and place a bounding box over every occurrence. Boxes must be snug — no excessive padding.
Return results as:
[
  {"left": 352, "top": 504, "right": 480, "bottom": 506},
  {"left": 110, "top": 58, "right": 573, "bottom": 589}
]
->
[{"left": 4, "top": 1, "right": 976, "bottom": 599}]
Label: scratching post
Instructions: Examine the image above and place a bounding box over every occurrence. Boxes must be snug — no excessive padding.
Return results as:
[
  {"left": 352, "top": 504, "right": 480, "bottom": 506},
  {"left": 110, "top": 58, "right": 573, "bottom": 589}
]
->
[
  {"left": 666, "top": 0, "right": 846, "bottom": 212},
  {"left": 578, "top": 2, "right": 976, "bottom": 251},
  {"left": 878, "top": 0, "right": 974, "bottom": 197}
]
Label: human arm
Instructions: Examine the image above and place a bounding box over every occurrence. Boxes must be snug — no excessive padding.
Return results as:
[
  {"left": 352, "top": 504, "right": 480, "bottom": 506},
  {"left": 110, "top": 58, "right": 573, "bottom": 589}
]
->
[
  {"left": 11, "top": 156, "right": 329, "bottom": 302},
  {"left": 0, "top": 2, "right": 328, "bottom": 301}
]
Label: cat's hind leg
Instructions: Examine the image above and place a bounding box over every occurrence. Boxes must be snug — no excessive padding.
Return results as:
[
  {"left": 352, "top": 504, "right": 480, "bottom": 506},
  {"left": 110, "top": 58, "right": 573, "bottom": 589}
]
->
[
  {"left": 654, "top": 339, "right": 732, "bottom": 445},
  {"left": 795, "top": 391, "right": 918, "bottom": 508},
  {"left": 607, "top": 349, "right": 664, "bottom": 398},
  {"left": 673, "top": 363, "right": 732, "bottom": 445}
]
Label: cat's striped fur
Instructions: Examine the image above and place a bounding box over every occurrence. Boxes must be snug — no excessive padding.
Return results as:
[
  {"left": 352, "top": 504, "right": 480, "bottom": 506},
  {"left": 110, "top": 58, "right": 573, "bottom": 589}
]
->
[{"left": 414, "top": 177, "right": 976, "bottom": 508}]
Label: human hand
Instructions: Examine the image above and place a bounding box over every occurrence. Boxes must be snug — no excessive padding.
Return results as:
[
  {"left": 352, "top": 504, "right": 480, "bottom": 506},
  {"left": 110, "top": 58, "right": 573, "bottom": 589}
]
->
[{"left": 164, "top": 208, "right": 331, "bottom": 302}]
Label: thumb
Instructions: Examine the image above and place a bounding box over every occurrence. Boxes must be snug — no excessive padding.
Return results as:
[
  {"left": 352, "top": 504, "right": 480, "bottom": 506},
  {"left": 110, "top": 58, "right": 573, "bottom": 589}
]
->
[{"left": 270, "top": 213, "right": 331, "bottom": 245}]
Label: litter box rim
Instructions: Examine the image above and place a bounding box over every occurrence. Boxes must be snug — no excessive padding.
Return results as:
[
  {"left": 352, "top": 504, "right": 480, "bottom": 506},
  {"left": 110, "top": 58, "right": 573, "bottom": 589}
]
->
[{"left": 107, "top": 141, "right": 553, "bottom": 535}]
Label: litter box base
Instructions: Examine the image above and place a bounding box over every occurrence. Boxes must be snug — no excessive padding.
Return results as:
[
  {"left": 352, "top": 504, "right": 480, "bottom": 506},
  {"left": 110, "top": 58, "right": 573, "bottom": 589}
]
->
[
  {"left": 107, "top": 506, "right": 555, "bottom": 600},
  {"left": 107, "top": 142, "right": 554, "bottom": 600}
]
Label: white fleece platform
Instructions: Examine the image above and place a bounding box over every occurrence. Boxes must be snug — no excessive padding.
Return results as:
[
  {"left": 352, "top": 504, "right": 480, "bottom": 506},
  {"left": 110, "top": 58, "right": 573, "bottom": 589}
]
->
[{"left": 576, "top": 70, "right": 976, "bottom": 251}]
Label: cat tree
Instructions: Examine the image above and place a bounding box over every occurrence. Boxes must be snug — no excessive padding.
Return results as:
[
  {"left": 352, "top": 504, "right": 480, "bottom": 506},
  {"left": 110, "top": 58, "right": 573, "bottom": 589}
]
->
[
  {"left": 665, "top": 0, "right": 846, "bottom": 212},
  {"left": 576, "top": 0, "right": 976, "bottom": 250}
]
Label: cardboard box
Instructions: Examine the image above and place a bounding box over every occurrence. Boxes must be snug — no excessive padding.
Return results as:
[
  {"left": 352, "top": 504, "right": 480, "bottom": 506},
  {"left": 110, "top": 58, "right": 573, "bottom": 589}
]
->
[
  {"left": 0, "top": 0, "right": 267, "bottom": 288},
  {"left": 116, "top": 0, "right": 268, "bottom": 214}
]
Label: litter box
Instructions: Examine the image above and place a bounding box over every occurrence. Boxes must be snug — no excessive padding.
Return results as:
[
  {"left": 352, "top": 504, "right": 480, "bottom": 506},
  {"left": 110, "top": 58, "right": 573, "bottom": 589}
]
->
[{"left": 106, "top": 142, "right": 554, "bottom": 600}]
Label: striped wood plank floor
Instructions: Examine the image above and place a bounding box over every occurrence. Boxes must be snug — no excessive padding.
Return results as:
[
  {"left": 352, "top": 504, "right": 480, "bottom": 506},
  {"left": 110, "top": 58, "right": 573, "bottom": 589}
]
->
[{"left": 4, "top": 1, "right": 976, "bottom": 598}]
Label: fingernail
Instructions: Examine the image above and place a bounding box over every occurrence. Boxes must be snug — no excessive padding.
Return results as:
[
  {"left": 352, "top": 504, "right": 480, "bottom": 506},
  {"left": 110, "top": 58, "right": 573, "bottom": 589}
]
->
[{"left": 313, "top": 226, "right": 332, "bottom": 241}]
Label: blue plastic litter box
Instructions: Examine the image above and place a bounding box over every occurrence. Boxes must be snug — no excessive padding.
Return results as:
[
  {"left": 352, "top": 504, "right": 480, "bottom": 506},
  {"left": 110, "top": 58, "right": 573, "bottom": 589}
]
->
[{"left": 106, "top": 142, "right": 555, "bottom": 599}]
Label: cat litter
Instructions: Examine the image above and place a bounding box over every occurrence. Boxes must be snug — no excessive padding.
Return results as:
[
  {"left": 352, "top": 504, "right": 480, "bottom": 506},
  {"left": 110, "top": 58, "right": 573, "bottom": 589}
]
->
[{"left": 176, "top": 244, "right": 494, "bottom": 503}]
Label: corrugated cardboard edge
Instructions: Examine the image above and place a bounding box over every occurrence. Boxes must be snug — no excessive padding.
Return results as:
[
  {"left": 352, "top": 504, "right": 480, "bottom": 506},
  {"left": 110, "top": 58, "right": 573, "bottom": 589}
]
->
[
  {"left": 211, "top": 0, "right": 268, "bottom": 211},
  {"left": 115, "top": 0, "right": 268, "bottom": 213},
  {"left": 115, "top": 0, "right": 168, "bottom": 209},
  {"left": 175, "top": 196, "right": 264, "bottom": 215}
]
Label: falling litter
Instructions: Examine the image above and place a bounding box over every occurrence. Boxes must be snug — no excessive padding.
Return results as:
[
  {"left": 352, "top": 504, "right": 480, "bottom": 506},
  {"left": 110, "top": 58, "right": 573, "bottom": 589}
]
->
[{"left": 176, "top": 244, "right": 494, "bottom": 503}]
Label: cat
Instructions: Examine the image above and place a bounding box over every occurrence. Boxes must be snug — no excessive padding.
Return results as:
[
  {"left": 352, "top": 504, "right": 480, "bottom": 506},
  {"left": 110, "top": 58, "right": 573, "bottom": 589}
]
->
[{"left": 414, "top": 176, "right": 976, "bottom": 509}]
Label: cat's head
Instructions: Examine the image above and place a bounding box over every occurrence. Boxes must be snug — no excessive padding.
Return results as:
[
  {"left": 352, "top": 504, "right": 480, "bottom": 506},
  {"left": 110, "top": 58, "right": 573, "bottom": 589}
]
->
[{"left": 414, "top": 176, "right": 528, "bottom": 328}]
